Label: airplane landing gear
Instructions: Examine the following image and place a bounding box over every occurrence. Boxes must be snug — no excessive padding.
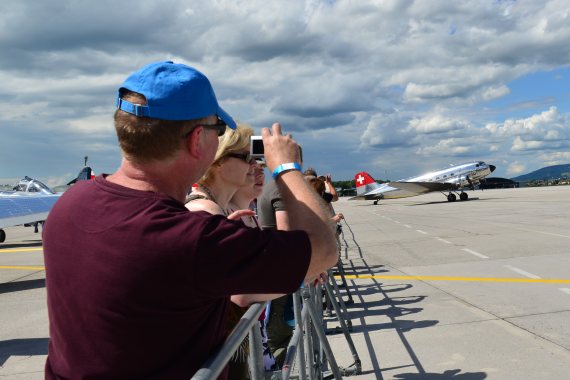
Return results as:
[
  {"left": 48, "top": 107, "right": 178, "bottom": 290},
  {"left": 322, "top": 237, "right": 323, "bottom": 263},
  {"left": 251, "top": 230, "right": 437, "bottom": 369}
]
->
[
  {"left": 446, "top": 191, "right": 469, "bottom": 202},
  {"left": 373, "top": 200, "right": 379, "bottom": 205},
  {"left": 0, "top": 229, "right": 5, "bottom": 243}
]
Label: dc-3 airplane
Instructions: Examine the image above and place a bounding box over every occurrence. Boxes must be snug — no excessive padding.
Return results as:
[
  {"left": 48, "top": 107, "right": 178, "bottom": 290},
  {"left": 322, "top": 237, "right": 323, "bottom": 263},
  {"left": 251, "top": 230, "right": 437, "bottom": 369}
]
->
[
  {"left": 351, "top": 161, "right": 496, "bottom": 205},
  {"left": 0, "top": 166, "right": 96, "bottom": 243}
]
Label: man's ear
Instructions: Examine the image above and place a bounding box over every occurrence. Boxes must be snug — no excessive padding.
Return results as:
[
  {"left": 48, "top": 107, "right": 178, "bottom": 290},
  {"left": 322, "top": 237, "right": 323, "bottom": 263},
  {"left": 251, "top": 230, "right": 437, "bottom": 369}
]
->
[{"left": 185, "top": 126, "right": 203, "bottom": 158}]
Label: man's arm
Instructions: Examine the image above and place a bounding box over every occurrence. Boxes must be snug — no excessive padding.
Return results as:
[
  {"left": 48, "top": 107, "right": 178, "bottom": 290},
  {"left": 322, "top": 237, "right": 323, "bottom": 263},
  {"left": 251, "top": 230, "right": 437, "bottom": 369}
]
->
[
  {"left": 262, "top": 124, "right": 337, "bottom": 282},
  {"left": 231, "top": 293, "right": 283, "bottom": 308},
  {"left": 277, "top": 171, "right": 337, "bottom": 281},
  {"left": 275, "top": 210, "right": 290, "bottom": 230}
]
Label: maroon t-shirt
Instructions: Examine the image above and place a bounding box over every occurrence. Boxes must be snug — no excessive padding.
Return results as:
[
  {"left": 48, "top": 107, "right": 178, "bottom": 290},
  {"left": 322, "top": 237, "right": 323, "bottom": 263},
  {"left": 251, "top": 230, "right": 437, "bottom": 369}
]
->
[{"left": 43, "top": 175, "right": 311, "bottom": 379}]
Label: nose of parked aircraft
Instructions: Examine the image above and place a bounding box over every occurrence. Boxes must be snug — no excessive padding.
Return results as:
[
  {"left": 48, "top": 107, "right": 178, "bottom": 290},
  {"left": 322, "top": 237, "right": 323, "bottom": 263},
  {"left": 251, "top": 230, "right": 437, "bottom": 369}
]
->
[{"left": 490, "top": 165, "right": 496, "bottom": 172}]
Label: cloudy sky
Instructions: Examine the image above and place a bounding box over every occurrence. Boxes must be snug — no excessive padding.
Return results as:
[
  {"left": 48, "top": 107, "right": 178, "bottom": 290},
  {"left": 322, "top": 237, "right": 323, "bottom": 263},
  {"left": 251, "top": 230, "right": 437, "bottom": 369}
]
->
[{"left": 1, "top": 0, "right": 569, "bottom": 187}]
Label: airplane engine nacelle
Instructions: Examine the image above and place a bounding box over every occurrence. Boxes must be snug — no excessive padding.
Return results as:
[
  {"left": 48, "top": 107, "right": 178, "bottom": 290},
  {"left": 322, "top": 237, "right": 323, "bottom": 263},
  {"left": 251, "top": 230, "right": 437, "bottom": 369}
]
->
[{"left": 445, "top": 176, "right": 471, "bottom": 189}]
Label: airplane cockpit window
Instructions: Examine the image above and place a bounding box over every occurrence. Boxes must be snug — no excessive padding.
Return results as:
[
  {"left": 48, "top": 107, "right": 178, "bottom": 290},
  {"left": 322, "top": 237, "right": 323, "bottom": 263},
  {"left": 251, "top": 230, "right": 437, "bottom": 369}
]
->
[{"left": 13, "top": 177, "right": 54, "bottom": 194}]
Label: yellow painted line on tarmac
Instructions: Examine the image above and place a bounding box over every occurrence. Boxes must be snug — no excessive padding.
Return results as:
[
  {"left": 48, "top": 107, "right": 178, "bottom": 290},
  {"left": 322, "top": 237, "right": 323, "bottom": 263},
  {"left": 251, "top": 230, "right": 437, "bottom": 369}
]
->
[
  {"left": 1, "top": 268, "right": 567, "bottom": 283},
  {"left": 0, "top": 265, "right": 45, "bottom": 270},
  {"left": 338, "top": 275, "right": 570, "bottom": 284},
  {"left": 0, "top": 247, "right": 43, "bottom": 253}
]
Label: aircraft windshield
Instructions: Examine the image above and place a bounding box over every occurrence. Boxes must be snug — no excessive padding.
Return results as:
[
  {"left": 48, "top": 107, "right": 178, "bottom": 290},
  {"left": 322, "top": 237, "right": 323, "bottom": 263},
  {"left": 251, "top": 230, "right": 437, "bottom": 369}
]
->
[{"left": 13, "top": 176, "right": 55, "bottom": 194}]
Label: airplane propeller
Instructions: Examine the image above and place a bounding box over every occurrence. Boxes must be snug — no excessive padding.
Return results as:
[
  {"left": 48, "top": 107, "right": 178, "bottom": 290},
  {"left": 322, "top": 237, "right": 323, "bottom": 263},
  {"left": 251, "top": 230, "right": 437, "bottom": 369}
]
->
[{"left": 466, "top": 175, "right": 475, "bottom": 191}]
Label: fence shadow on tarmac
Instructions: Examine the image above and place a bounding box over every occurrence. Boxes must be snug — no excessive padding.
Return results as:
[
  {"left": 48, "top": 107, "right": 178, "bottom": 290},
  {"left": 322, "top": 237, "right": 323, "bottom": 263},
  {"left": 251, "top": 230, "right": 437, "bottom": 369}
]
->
[
  {"left": 0, "top": 338, "right": 49, "bottom": 366},
  {"left": 338, "top": 218, "right": 489, "bottom": 379},
  {"left": 0, "top": 278, "right": 45, "bottom": 294}
]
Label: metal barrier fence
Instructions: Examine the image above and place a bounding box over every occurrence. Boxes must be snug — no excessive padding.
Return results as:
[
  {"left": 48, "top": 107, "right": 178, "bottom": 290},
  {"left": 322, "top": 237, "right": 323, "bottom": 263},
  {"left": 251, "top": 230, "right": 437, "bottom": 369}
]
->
[
  {"left": 191, "top": 302, "right": 266, "bottom": 380},
  {"left": 191, "top": 262, "right": 362, "bottom": 379}
]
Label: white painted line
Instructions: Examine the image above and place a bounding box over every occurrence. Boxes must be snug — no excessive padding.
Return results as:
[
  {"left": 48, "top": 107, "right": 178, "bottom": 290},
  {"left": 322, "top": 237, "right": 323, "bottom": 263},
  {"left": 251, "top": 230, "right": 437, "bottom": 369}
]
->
[
  {"left": 516, "top": 228, "right": 570, "bottom": 240},
  {"left": 435, "top": 237, "right": 452, "bottom": 244},
  {"left": 504, "top": 265, "right": 541, "bottom": 279},
  {"left": 461, "top": 248, "right": 488, "bottom": 259},
  {"left": 559, "top": 288, "right": 570, "bottom": 295},
  {"left": 394, "top": 220, "right": 401, "bottom": 224},
  {"left": 416, "top": 230, "right": 427, "bottom": 235},
  {"left": 403, "top": 224, "right": 412, "bottom": 228},
  {"left": 535, "top": 231, "right": 570, "bottom": 239}
]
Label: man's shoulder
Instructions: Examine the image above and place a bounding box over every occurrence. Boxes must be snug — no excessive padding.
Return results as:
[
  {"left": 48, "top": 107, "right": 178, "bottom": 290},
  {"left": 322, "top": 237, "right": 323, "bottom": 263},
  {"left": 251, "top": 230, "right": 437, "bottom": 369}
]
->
[{"left": 259, "top": 180, "right": 280, "bottom": 200}]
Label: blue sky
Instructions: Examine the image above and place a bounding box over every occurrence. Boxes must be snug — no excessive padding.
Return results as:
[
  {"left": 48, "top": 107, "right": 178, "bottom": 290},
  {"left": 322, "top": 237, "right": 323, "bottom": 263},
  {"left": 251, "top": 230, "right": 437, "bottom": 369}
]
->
[
  {"left": 0, "top": 0, "right": 569, "bottom": 187},
  {"left": 487, "top": 67, "right": 569, "bottom": 115}
]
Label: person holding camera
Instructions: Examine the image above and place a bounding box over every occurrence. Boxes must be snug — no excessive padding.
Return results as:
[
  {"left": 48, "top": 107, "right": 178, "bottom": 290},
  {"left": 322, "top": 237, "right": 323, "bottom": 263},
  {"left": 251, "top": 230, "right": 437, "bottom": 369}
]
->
[{"left": 43, "top": 61, "right": 338, "bottom": 380}]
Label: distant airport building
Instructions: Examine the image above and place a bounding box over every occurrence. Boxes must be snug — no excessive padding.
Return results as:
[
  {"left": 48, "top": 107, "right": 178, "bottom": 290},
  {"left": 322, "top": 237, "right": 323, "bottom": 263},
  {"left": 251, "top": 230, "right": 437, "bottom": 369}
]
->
[{"left": 480, "top": 177, "right": 519, "bottom": 189}]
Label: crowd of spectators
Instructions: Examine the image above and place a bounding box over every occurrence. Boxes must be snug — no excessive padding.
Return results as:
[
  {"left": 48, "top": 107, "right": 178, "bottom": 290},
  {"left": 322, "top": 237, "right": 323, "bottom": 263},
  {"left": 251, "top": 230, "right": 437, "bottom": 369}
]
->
[{"left": 42, "top": 61, "right": 339, "bottom": 380}]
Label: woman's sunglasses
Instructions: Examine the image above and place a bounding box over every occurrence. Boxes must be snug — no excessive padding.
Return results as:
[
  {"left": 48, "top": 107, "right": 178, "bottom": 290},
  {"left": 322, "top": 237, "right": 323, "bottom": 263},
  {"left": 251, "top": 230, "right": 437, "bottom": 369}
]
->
[{"left": 225, "top": 152, "right": 256, "bottom": 164}]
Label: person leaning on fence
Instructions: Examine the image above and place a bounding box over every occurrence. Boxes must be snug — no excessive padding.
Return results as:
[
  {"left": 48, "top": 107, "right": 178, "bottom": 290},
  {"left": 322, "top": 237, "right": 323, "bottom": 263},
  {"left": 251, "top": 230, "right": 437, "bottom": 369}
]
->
[
  {"left": 304, "top": 167, "right": 339, "bottom": 203},
  {"left": 185, "top": 123, "right": 269, "bottom": 379},
  {"left": 305, "top": 175, "right": 344, "bottom": 227},
  {"left": 257, "top": 147, "right": 306, "bottom": 367},
  {"left": 185, "top": 123, "right": 256, "bottom": 217},
  {"left": 227, "top": 159, "right": 279, "bottom": 373},
  {"left": 42, "top": 61, "right": 338, "bottom": 380}
]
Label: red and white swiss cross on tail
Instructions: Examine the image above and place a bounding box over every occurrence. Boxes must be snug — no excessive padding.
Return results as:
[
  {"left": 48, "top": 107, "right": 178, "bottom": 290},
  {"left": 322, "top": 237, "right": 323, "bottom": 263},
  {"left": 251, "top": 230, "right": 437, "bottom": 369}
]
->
[
  {"left": 354, "top": 171, "right": 382, "bottom": 196},
  {"left": 354, "top": 172, "right": 376, "bottom": 187}
]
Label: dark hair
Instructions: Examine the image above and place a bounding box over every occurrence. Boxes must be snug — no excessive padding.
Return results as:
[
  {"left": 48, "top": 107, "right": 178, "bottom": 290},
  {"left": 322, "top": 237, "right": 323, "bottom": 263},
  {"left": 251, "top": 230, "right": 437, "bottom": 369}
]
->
[
  {"left": 305, "top": 175, "right": 325, "bottom": 195},
  {"left": 303, "top": 167, "right": 317, "bottom": 177}
]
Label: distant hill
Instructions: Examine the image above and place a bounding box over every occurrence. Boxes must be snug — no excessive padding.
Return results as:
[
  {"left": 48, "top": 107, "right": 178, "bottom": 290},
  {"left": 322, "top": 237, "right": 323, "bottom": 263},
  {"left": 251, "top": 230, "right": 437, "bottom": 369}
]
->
[{"left": 511, "top": 164, "right": 570, "bottom": 181}]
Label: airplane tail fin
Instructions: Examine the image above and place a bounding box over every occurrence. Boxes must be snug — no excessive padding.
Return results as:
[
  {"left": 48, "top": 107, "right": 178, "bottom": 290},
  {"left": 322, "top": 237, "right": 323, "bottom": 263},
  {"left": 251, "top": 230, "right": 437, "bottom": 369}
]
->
[
  {"left": 67, "top": 166, "right": 95, "bottom": 185},
  {"left": 354, "top": 172, "right": 381, "bottom": 195}
]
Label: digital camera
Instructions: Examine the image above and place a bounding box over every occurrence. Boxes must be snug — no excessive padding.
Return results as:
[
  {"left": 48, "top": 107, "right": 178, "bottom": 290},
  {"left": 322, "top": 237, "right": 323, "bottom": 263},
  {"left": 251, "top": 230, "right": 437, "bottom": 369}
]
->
[{"left": 250, "top": 136, "right": 264, "bottom": 159}]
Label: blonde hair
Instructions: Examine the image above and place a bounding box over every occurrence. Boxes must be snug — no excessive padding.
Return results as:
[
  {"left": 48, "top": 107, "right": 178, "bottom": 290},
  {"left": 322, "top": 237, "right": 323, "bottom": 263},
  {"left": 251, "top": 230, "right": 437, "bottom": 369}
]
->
[{"left": 201, "top": 123, "right": 253, "bottom": 184}]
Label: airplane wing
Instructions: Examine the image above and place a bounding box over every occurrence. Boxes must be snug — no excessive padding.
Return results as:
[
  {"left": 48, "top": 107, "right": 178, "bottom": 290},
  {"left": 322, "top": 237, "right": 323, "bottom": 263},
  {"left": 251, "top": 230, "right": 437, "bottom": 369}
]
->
[
  {"left": 349, "top": 183, "right": 418, "bottom": 200},
  {"left": 0, "top": 192, "right": 60, "bottom": 229},
  {"left": 349, "top": 181, "right": 455, "bottom": 201},
  {"left": 388, "top": 181, "right": 455, "bottom": 194}
]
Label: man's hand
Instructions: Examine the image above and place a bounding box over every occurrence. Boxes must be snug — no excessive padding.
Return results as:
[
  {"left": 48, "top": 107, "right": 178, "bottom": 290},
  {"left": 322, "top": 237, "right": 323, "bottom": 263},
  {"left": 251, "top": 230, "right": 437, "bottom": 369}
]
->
[
  {"left": 261, "top": 123, "right": 300, "bottom": 172},
  {"left": 332, "top": 213, "right": 344, "bottom": 223}
]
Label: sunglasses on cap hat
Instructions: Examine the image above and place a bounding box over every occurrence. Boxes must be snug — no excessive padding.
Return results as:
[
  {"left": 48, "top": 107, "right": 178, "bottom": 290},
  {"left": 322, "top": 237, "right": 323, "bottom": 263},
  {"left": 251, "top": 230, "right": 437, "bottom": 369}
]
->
[
  {"left": 200, "top": 118, "right": 227, "bottom": 136},
  {"left": 182, "top": 118, "right": 227, "bottom": 139}
]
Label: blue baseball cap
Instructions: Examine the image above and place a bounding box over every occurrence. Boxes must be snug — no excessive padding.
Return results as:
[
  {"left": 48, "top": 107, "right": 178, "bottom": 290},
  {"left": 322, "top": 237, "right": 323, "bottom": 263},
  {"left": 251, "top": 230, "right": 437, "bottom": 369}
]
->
[{"left": 116, "top": 61, "right": 236, "bottom": 129}]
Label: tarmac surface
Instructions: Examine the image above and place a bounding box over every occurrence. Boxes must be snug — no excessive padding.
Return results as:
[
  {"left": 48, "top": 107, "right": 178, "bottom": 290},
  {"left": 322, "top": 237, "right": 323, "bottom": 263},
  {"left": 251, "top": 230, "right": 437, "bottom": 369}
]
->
[{"left": 1, "top": 186, "right": 570, "bottom": 379}]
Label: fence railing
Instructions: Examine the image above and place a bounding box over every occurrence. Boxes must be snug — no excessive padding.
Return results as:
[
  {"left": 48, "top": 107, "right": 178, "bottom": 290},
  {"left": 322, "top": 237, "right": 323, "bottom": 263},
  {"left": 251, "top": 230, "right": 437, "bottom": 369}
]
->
[
  {"left": 191, "top": 302, "right": 266, "bottom": 380},
  {"left": 191, "top": 260, "right": 362, "bottom": 379}
]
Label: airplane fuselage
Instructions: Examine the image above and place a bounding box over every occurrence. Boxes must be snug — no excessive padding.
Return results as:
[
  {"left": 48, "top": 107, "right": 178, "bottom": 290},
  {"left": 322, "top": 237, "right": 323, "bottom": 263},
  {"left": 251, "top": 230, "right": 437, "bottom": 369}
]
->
[
  {"left": 406, "top": 161, "right": 495, "bottom": 189},
  {"left": 353, "top": 161, "right": 496, "bottom": 204}
]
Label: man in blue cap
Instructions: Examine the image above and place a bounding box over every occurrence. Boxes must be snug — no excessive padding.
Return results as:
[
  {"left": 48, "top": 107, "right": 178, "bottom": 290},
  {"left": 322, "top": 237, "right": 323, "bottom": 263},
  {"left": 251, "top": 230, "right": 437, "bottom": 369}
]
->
[{"left": 43, "top": 61, "right": 337, "bottom": 379}]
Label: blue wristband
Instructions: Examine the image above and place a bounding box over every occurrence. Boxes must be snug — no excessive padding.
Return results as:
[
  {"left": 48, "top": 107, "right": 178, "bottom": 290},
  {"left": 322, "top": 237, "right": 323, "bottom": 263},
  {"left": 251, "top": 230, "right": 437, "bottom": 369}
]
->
[{"left": 272, "top": 162, "right": 302, "bottom": 179}]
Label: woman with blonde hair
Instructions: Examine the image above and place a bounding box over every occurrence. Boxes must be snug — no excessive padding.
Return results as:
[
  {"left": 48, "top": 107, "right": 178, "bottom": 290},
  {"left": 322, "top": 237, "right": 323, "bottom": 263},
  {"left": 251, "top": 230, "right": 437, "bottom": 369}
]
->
[
  {"left": 186, "top": 124, "right": 257, "bottom": 216},
  {"left": 186, "top": 124, "right": 280, "bottom": 378}
]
